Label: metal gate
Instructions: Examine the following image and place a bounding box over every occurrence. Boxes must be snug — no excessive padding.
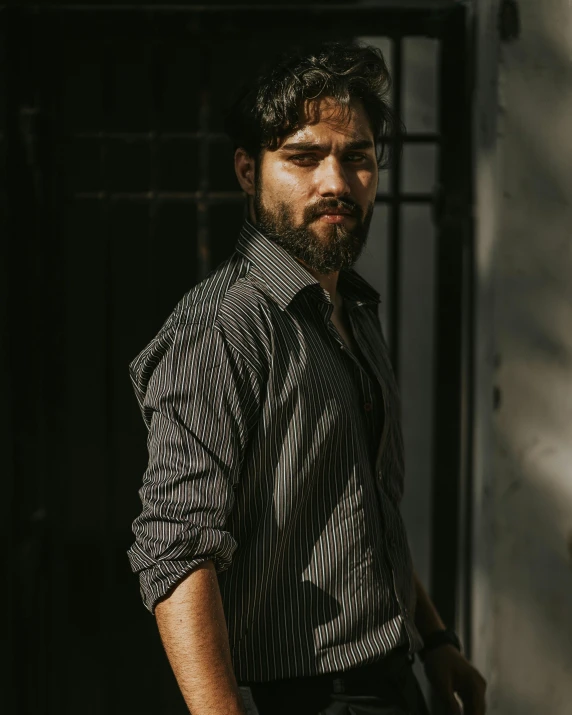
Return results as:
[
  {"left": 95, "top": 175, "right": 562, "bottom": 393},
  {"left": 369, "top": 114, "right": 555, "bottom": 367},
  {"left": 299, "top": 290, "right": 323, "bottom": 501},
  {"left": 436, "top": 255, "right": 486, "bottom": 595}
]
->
[{"left": 3, "top": 4, "right": 473, "bottom": 713}]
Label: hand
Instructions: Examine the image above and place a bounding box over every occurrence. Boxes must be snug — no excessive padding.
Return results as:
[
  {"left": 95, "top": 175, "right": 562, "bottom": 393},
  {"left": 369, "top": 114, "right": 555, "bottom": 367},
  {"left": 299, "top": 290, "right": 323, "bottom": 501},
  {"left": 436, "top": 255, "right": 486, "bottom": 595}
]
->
[{"left": 423, "top": 645, "right": 487, "bottom": 715}]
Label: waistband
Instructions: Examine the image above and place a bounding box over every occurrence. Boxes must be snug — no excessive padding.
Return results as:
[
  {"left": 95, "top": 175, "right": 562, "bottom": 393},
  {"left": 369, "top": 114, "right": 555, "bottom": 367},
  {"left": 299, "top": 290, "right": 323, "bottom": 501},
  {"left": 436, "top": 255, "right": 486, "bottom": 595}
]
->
[{"left": 239, "top": 645, "right": 413, "bottom": 694}]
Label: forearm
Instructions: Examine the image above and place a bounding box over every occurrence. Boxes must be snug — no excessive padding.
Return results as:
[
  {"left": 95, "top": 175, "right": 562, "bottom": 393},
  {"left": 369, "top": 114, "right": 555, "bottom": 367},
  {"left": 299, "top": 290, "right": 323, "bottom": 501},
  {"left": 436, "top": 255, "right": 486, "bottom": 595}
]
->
[
  {"left": 413, "top": 571, "right": 446, "bottom": 639},
  {"left": 155, "top": 560, "right": 246, "bottom": 715}
]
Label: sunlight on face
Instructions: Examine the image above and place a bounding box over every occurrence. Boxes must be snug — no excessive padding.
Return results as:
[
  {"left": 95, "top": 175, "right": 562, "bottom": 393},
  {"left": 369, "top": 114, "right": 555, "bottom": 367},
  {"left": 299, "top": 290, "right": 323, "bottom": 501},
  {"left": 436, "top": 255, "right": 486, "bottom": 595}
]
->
[
  {"left": 252, "top": 98, "right": 379, "bottom": 273},
  {"left": 256, "top": 97, "right": 378, "bottom": 235}
]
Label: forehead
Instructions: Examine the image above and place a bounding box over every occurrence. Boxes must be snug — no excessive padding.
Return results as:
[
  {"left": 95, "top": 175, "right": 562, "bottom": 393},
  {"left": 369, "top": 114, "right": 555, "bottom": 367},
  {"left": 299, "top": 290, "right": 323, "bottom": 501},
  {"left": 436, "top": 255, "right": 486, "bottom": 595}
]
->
[{"left": 279, "top": 97, "right": 374, "bottom": 147}]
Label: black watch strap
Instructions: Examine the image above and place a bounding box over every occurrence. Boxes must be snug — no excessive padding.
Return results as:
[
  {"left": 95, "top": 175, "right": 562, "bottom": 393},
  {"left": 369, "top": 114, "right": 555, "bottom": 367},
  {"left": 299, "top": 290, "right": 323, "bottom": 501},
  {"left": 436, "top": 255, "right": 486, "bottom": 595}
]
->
[{"left": 419, "top": 628, "right": 462, "bottom": 661}]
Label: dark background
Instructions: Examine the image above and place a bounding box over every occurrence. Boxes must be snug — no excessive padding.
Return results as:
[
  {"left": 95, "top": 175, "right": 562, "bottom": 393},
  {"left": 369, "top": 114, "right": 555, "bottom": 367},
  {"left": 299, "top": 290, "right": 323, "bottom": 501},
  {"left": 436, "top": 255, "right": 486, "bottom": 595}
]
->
[{"left": 2, "top": 3, "right": 473, "bottom": 714}]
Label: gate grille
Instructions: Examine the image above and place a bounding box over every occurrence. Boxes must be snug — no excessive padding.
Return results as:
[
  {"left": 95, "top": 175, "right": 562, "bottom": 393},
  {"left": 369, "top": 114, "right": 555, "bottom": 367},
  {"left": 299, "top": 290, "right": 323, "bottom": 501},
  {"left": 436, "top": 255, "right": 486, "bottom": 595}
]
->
[{"left": 3, "top": 5, "right": 473, "bottom": 714}]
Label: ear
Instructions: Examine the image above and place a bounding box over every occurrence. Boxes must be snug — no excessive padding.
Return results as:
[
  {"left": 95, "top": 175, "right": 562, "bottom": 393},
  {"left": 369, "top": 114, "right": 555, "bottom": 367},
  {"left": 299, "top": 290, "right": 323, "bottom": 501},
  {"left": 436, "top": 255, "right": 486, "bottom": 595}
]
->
[{"left": 234, "top": 148, "right": 256, "bottom": 196}]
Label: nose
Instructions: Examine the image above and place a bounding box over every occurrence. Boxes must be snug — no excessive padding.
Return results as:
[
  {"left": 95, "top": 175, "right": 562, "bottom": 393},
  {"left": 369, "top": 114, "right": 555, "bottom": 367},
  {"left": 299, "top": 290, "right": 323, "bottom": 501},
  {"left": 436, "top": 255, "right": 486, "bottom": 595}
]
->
[{"left": 315, "top": 156, "right": 351, "bottom": 198}]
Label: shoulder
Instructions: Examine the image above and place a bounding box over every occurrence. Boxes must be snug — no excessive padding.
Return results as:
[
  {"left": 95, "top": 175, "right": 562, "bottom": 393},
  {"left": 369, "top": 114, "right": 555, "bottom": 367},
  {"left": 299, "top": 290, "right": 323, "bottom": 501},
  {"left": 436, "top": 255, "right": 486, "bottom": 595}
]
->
[
  {"left": 171, "top": 253, "right": 249, "bottom": 328},
  {"left": 129, "top": 255, "right": 245, "bottom": 400},
  {"left": 129, "top": 256, "right": 273, "bottom": 403},
  {"left": 166, "top": 256, "right": 274, "bottom": 337}
]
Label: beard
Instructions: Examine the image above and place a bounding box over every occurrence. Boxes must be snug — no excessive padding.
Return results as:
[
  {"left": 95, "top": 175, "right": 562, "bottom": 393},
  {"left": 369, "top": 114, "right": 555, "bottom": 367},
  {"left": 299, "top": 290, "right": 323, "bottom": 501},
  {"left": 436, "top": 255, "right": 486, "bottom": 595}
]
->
[{"left": 253, "top": 180, "right": 374, "bottom": 275}]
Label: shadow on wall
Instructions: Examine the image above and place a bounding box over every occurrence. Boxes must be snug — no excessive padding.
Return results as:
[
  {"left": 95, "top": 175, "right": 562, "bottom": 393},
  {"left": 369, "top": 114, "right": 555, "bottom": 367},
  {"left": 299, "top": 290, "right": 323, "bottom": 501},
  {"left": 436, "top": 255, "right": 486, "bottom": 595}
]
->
[{"left": 487, "top": 2, "right": 572, "bottom": 713}]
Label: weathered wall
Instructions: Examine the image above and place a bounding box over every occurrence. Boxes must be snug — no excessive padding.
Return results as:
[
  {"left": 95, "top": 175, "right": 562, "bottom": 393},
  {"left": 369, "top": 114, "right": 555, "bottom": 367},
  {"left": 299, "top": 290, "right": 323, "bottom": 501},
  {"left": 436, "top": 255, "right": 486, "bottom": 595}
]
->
[{"left": 475, "top": 0, "right": 572, "bottom": 712}]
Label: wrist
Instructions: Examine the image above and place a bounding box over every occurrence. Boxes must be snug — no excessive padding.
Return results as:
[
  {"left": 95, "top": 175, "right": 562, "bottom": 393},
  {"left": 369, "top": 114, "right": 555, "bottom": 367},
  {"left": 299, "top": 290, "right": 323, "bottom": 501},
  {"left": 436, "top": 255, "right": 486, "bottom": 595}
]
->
[{"left": 419, "top": 627, "right": 462, "bottom": 662}]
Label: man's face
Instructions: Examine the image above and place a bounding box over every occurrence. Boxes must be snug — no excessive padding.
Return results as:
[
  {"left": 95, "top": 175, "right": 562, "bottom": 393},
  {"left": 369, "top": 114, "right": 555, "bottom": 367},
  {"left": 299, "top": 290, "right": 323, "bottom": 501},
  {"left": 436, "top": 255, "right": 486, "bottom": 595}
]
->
[{"left": 252, "top": 98, "right": 378, "bottom": 275}]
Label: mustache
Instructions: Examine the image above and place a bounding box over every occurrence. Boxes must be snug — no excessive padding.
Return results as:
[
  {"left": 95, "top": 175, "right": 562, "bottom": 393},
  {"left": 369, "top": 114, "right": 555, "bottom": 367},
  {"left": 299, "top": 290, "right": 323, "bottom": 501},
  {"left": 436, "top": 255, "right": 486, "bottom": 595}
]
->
[{"left": 303, "top": 198, "right": 362, "bottom": 222}]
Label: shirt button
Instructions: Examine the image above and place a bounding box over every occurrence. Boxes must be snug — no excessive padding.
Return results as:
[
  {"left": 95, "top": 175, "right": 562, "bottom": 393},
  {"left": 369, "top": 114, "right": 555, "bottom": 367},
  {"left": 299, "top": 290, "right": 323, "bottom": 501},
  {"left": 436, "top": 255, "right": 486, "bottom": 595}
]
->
[{"left": 364, "top": 402, "right": 373, "bottom": 412}]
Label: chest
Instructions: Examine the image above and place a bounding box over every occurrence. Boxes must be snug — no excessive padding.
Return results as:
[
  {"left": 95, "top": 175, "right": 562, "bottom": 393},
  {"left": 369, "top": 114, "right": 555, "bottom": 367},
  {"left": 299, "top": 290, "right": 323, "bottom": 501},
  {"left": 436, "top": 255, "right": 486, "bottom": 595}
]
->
[
  {"left": 266, "top": 299, "right": 387, "bottom": 420},
  {"left": 256, "top": 298, "right": 405, "bottom": 503}
]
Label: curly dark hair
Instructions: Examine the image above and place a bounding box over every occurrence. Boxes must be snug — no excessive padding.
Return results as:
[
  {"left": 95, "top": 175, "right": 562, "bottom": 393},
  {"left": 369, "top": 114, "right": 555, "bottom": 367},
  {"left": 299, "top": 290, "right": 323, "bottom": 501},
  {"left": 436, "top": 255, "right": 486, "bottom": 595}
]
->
[{"left": 224, "top": 41, "right": 402, "bottom": 169}]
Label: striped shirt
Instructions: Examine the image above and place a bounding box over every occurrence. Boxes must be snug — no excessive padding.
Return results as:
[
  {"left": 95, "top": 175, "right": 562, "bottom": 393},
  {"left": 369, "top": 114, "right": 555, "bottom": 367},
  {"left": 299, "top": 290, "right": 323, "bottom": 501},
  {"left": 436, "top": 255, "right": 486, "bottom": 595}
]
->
[{"left": 127, "top": 220, "right": 423, "bottom": 682}]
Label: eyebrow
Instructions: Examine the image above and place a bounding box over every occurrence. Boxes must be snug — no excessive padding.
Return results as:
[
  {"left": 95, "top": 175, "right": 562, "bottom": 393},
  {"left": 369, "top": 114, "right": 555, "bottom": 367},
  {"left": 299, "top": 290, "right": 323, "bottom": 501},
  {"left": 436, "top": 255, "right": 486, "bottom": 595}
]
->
[{"left": 280, "top": 139, "right": 375, "bottom": 152}]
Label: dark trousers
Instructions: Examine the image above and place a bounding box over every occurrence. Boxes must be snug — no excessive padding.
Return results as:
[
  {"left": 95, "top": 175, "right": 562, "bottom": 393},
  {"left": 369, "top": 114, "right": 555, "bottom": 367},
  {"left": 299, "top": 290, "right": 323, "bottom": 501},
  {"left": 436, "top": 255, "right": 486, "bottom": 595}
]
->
[{"left": 239, "top": 648, "right": 430, "bottom": 715}]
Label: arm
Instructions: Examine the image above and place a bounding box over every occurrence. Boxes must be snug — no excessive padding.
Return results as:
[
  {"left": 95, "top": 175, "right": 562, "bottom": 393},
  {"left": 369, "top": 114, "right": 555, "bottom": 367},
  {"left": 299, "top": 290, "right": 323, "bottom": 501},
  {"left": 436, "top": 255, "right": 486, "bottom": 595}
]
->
[
  {"left": 413, "top": 571, "right": 446, "bottom": 639},
  {"left": 155, "top": 561, "right": 246, "bottom": 715},
  {"left": 413, "top": 571, "right": 487, "bottom": 715},
  {"left": 127, "top": 322, "right": 263, "bottom": 706}
]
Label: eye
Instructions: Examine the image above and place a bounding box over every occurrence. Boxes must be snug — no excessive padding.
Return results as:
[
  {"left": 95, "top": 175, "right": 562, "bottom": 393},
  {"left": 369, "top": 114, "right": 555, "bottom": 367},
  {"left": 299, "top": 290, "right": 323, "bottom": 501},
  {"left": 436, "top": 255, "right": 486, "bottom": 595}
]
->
[
  {"left": 289, "top": 154, "right": 319, "bottom": 166},
  {"left": 344, "top": 153, "right": 368, "bottom": 163}
]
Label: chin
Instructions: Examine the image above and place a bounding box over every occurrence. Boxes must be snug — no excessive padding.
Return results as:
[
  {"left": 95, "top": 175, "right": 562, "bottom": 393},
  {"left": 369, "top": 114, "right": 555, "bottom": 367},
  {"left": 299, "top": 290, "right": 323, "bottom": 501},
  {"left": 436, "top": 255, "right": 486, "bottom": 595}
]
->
[{"left": 309, "top": 222, "right": 340, "bottom": 241}]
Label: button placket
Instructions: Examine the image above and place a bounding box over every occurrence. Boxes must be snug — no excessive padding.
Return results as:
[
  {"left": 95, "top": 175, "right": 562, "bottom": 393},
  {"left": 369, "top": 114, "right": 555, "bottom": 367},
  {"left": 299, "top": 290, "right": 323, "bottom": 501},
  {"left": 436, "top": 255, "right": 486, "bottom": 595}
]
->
[
  {"left": 347, "top": 310, "right": 390, "bottom": 472},
  {"left": 338, "top": 300, "right": 412, "bottom": 640}
]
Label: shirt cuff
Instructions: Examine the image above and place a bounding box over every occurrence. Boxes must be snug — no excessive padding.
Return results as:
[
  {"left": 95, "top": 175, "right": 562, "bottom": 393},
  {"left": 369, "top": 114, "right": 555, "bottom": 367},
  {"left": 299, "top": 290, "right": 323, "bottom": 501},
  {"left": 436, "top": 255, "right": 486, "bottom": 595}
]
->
[{"left": 127, "top": 534, "right": 237, "bottom": 613}]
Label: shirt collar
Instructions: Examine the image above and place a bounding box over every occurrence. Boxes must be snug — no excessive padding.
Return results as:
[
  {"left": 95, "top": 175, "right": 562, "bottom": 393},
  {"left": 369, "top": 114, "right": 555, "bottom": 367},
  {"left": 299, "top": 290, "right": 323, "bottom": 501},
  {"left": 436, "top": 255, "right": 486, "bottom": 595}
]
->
[
  {"left": 235, "top": 219, "right": 381, "bottom": 310},
  {"left": 338, "top": 267, "right": 381, "bottom": 309},
  {"left": 236, "top": 220, "right": 321, "bottom": 310}
]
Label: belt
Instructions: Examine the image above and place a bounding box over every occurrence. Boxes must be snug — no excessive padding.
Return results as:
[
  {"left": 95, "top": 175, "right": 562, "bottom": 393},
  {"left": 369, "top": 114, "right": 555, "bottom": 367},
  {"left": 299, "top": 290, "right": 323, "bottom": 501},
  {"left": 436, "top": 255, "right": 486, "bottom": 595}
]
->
[
  {"left": 241, "top": 645, "right": 414, "bottom": 697},
  {"left": 327, "top": 646, "right": 413, "bottom": 694}
]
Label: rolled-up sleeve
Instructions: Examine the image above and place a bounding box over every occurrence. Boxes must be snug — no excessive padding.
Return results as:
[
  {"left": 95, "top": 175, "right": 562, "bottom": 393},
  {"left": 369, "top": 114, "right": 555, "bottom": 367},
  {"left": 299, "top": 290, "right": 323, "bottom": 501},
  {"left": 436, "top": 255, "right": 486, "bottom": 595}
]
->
[{"left": 127, "top": 319, "right": 262, "bottom": 613}]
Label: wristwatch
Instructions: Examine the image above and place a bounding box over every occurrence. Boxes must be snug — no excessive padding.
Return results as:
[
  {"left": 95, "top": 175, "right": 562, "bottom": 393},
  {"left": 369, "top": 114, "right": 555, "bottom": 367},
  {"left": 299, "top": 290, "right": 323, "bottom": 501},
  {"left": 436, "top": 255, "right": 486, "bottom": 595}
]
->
[{"left": 419, "top": 628, "right": 462, "bottom": 662}]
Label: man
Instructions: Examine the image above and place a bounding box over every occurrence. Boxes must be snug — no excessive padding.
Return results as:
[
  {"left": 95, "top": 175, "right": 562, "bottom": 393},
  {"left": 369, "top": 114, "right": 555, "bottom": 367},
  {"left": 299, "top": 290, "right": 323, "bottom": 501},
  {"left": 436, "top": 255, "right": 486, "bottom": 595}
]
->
[{"left": 128, "top": 42, "right": 486, "bottom": 715}]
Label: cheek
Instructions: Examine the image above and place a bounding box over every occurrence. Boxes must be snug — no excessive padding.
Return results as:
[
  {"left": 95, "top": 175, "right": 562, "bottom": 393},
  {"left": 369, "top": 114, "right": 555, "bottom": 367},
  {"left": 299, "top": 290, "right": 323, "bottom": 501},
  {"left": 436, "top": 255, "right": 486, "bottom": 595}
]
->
[
  {"left": 351, "top": 169, "right": 378, "bottom": 203},
  {"left": 356, "top": 168, "right": 377, "bottom": 190},
  {"left": 266, "top": 168, "right": 311, "bottom": 205}
]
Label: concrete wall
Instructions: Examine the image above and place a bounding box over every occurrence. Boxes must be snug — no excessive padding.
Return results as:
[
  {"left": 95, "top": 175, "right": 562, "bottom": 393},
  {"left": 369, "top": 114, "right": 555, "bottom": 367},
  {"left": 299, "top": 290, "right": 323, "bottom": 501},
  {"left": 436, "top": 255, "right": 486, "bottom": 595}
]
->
[{"left": 474, "top": 0, "right": 572, "bottom": 712}]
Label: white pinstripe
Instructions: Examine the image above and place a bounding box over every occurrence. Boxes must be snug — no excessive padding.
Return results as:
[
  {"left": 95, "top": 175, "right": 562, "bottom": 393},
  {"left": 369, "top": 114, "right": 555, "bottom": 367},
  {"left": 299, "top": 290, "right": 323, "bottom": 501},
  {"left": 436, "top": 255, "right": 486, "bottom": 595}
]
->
[{"left": 128, "top": 220, "right": 423, "bottom": 682}]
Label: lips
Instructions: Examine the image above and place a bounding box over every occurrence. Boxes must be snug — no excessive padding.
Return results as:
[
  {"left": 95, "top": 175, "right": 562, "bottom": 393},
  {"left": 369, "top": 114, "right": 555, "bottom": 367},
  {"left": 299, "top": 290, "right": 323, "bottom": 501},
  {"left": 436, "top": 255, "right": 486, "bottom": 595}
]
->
[
  {"left": 317, "top": 213, "right": 354, "bottom": 224},
  {"left": 304, "top": 202, "right": 360, "bottom": 223}
]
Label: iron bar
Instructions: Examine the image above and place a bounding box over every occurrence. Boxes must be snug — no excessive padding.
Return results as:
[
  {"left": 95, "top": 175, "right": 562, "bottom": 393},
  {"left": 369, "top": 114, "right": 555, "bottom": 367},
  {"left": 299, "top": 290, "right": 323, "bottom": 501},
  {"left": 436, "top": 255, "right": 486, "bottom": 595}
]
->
[
  {"left": 69, "top": 130, "right": 439, "bottom": 143},
  {"left": 149, "top": 40, "right": 162, "bottom": 330},
  {"left": 71, "top": 191, "right": 436, "bottom": 204},
  {"left": 14, "top": 5, "right": 458, "bottom": 39},
  {"left": 101, "top": 34, "right": 115, "bottom": 715},
  {"left": 20, "top": 2, "right": 459, "bottom": 9},
  {"left": 429, "top": 6, "right": 473, "bottom": 709},
  {"left": 72, "top": 131, "right": 228, "bottom": 140},
  {"left": 388, "top": 38, "right": 403, "bottom": 379}
]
